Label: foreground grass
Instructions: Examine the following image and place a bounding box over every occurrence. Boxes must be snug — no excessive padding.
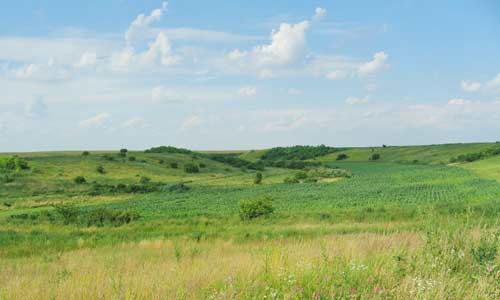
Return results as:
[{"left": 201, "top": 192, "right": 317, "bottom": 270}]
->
[{"left": 1, "top": 226, "right": 499, "bottom": 300}]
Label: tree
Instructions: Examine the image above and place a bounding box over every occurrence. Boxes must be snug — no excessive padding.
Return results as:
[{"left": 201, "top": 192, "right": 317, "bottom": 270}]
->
[
  {"left": 254, "top": 172, "right": 263, "bottom": 184},
  {"left": 119, "top": 148, "right": 128, "bottom": 157},
  {"left": 370, "top": 153, "right": 381, "bottom": 161},
  {"left": 82, "top": 151, "right": 90, "bottom": 156}
]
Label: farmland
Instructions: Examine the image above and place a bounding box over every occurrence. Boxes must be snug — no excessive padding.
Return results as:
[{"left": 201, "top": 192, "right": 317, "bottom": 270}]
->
[{"left": 1, "top": 143, "right": 500, "bottom": 299}]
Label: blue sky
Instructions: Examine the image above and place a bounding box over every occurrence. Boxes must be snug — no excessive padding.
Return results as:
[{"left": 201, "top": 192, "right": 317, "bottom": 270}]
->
[{"left": 1, "top": 0, "right": 499, "bottom": 151}]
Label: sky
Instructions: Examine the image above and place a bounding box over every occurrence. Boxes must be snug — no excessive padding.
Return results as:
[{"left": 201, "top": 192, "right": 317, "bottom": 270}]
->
[{"left": 1, "top": 0, "right": 499, "bottom": 152}]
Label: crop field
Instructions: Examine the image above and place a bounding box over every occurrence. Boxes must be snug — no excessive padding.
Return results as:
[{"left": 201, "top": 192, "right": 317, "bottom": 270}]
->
[{"left": 1, "top": 144, "right": 500, "bottom": 299}]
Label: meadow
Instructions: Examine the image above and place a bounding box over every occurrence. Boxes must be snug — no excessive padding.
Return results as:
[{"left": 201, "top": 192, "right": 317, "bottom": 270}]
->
[{"left": 1, "top": 143, "right": 500, "bottom": 299}]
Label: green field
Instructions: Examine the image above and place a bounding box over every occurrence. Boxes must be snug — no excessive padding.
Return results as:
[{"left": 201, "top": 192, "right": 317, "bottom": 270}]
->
[{"left": 1, "top": 143, "right": 500, "bottom": 299}]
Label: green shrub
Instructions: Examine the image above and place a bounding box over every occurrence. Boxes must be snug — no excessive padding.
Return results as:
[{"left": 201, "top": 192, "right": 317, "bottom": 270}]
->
[
  {"left": 128, "top": 156, "right": 136, "bottom": 161},
  {"left": 370, "top": 153, "right": 381, "bottom": 161},
  {"left": 96, "top": 165, "right": 105, "bottom": 174},
  {"left": 239, "top": 197, "right": 274, "bottom": 220},
  {"left": 254, "top": 172, "right": 263, "bottom": 184},
  {"left": 170, "top": 162, "right": 178, "bottom": 169},
  {"left": 139, "top": 176, "right": 151, "bottom": 184},
  {"left": 283, "top": 177, "right": 299, "bottom": 184},
  {"left": 294, "top": 171, "right": 308, "bottom": 180},
  {"left": 184, "top": 163, "right": 200, "bottom": 173},
  {"left": 169, "top": 182, "right": 190, "bottom": 192},
  {"left": 82, "top": 151, "right": 90, "bottom": 156},
  {"left": 73, "top": 176, "right": 86, "bottom": 184},
  {"left": 336, "top": 153, "right": 348, "bottom": 161}
]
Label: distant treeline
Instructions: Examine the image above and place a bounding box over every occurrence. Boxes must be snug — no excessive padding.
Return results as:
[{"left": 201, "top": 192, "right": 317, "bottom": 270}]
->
[
  {"left": 260, "top": 145, "right": 340, "bottom": 161},
  {"left": 450, "top": 145, "right": 500, "bottom": 163},
  {"left": 144, "top": 146, "right": 193, "bottom": 155}
]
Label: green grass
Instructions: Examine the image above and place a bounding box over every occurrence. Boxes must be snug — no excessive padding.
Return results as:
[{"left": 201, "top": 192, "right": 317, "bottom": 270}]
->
[{"left": 2, "top": 145, "right": 500, "bottom": 298}]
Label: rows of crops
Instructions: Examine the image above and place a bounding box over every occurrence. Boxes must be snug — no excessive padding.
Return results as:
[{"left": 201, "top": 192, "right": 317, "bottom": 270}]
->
[{"left": 96, "top": 162, "right": 500, "bottom": 221}]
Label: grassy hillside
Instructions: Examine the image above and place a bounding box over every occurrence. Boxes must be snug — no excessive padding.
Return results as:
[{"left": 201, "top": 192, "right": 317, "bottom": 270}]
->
[
  {"left": 2, "top": 144, "right": 500, "bottom": 299},
  {"left": 315, "top": 143, "right": 497, "bottom": 164}
]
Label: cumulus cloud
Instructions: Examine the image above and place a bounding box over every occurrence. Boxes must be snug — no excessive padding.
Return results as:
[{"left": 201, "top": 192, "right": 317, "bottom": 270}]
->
[
  {"left": 125, "top": 1, "right": 168, "bottom": 46},
  {"left": 79, "top": 113, "right": 111, "bottom": 128},
  {"left": 139, "top": 32, "right": 179, "bottom": 66},
  {"left": 345, "top": 95, "right": 370, "bottom": 105},
  {"left": 75, "top": 52, "right": 97, "bottom": 68},
  {"left": 486, "top": 74, "right": 500, "bottom": 93},
  {"left": 358, "top": 51, "right": 389, "bottom": 76},
  {"left": 25, "top": 97, "right": 48, "bottom": 117},
  {"left": 238, "top": 86, "right": 257, "bottom": 97},
  {"left": 313, "top": 7, "right": 327, "bottom": 21},
  {"left": 10, "top": 58, "right": 69, "bottom": 81},
  {"left": 151, "top": 86, "right": 186, "bottom": 102}
]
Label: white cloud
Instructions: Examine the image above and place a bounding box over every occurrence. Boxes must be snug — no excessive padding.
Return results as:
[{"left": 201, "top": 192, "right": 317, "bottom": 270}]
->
[
  {"left": 460, "top": 80, "right": 481, "bottom": 92},
  {"left": 486, "top": 74, "right": 500, "bottom": 93},
  {"left": 253, "top": 21, "right": 310, "bottom": 66},
  {"left": 258, "top": 69, "right": 275, "bottom": 79},
  {"left": 75, "top": 52, "right": 97, "bottom": 68},
  {"left": 9, "top": 58, "right": 70, "bottom": 81},
  {"left": 151, "top": 86, "right": 186, "bottom": 102},
  {"left": 180, "top": 115, "right": 203, "bottom": 130},
  {"left": 25, "top": 97, "right": 48, "bottom": 117},
  {"left": 447, "top": 98, "right": 470, "bottom": 106},
  {"left": 227, "top": 49, "right": 248, "bottom": 61},
  {"left": 79, "top": 113, "right": 111, "bottom": 128},
  {"left": 345, "top": 95, "right": 370, "bottom": 105},
  {"left": 313, "top": 7, "right": 327, "bottom": 21},
  {"left": 238, "top": 86, "right": 257, "bottom": 97},
  {"left": 140, "top": 32, "right": 179, "bottom": 66},
  {"left": 287, "top": 88, "right": 301, "bottom": 95},
  {"left": 326, "top": 70, "right": 351, "bottom": 80},
  {"left": 358, "top": 51, "right": 389, "bottom": 76},
  {"left": 120, "top": 117, "right": 148, "bottom": 129},
  {"left": 125, "top": 1, "right": 168, "bottom": 46}
]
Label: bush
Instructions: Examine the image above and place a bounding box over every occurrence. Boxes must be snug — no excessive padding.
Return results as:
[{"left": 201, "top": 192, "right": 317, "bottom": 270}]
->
[
  {"left": 184, "top": 163, "right": 200, "bottom": 173},
  {"left": 254, "top": 172, "right": 263, "bottom": 184},
  {"left": 74, "top": 176, "right": 86, "bottom": 184},
  {"left": 239, "top": 197, "right": 274, "bottom": 220},
  {"left": 139, "top": 176, "right": 151, "bottom": 184},
  {"left": 128, "top": 156, "right": 136, "bottom": 162},
  {"left": 260, "top": 145, "right": 340, "bottom": 161},
  {"left": 0, "top": 156, "right": 29, "bottom": 172},
  {"left": 54, "top": 205, "right": 140, "bottom": 227},
  {"left": 336, "top": 153, "right": 348, "bottom": 161},
  {"left": 170, "top": 162, "right": 178, "bottom": 169},
  {"left": 199, "top": 163, "right": 206, "bottom": 168},
  {"left": 169, "top": 182, "right": 190, "bottom": 192},
  {"left": 370, "top": 153, "right": 381, "bottom": 161},
  {"left": 145, "top": 146, "right": 193, "bottom": 155},
  {"left": 96, "top": 165, "right": 105, "bottom": 174},
  {"left": 102, "top": 154, "right": 115, "bottom": 161},
  {"left": 82, "top": 151, "right": 90, "bottom": 156},
  {"left": 294, "top": 171, "right": 308, "bottom": 180},
  {"left": 283, "top": 177, "right": 299, "bottom": 184}
]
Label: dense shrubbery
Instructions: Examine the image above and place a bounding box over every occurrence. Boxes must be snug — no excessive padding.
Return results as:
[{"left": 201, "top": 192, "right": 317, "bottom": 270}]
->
[
  {"left": 206, "top": 154, "right": 265, "bottom": 170},
  {"left": 370, "top": 153, "right": 381, "bottom": 161},
  {"left": 145, "top": 146, "right": 193, "bottom": 155},
  {"left": 239, "top": 197, "right": 274, "bottom": 220},
  {"left": 10, "top": 205, "right": 140, "bottom": 227},
  {"left": 0, "top": 156, "right": 29, "bottom": 172},
  {"left": 184, "top": 163, "right": 200, "bottom": 173},
  {"left": 89, "top": 181, "right": 166, "bottom": 195},
  {"left": 283, "top": 167, "right": 351, "bottom": 184},
  {"left": 260, "top": 145, "right": 339, "bottom": 161},
  {"left": 450, "top": 146, "right": 500, "bottom": 163}
]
